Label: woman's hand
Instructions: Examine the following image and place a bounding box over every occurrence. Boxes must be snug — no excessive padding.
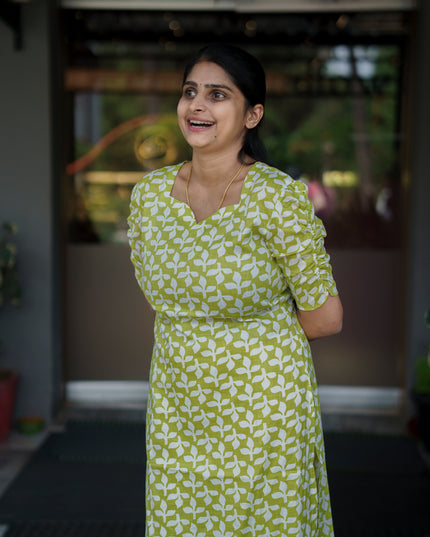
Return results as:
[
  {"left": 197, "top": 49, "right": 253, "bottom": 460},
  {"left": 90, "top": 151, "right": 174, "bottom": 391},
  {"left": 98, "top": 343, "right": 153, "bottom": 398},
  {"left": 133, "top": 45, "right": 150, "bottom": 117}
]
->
[{"left": 297, "top": 294, "right": 343, "bottom": 341}]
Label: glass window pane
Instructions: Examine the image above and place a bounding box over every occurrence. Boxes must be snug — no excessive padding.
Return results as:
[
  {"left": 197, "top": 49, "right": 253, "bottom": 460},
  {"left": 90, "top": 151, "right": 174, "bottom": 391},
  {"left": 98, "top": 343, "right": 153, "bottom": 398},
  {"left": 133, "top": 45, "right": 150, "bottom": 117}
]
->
[{"left": 63, "top": 10, "right": 410, "bottom": 387}]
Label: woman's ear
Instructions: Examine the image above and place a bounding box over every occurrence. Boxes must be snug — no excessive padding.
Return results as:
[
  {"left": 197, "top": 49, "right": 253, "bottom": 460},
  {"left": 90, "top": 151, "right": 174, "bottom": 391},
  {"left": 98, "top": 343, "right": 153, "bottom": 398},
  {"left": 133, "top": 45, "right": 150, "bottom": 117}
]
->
[{"left": 246, "top": 104, "right": 264, "bottom": 129}]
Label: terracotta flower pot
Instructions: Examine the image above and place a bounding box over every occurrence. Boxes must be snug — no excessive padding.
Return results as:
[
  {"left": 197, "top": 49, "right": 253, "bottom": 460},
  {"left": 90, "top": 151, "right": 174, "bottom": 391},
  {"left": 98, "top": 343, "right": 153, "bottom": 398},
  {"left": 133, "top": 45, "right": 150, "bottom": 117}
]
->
[{"left": 0, "top": 369, "right": 19, "bottom": 441}]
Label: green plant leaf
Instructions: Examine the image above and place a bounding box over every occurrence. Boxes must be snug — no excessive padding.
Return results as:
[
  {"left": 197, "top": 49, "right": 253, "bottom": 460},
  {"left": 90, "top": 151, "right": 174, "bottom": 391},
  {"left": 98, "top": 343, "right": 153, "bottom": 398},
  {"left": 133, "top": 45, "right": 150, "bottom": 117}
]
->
[
  {"left": 425, "top": 308, "right": 430, "bottom": 329},
  {"left": 415, "top": 356, "right": 430, "bottom": 393},
  {"left": 2, "top": 222, "right": 17, "bottom": 235},
  {"left": 0, "top": 221, "right": 22, "bottom": 310}
]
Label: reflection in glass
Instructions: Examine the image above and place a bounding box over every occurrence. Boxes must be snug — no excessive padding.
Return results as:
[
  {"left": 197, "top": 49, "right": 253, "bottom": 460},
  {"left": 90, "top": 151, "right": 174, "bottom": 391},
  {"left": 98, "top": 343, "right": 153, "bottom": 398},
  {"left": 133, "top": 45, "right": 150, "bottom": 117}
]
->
[{"left": 67, "top": 43, "right": 402, "bottom": 249}]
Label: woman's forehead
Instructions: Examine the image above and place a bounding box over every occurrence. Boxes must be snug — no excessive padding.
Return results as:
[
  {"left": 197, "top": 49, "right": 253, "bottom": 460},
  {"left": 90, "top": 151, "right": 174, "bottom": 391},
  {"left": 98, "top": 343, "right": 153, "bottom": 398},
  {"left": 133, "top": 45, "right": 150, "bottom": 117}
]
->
[{"left": 186, "top": 61, "right": 237, "bottom": 88}]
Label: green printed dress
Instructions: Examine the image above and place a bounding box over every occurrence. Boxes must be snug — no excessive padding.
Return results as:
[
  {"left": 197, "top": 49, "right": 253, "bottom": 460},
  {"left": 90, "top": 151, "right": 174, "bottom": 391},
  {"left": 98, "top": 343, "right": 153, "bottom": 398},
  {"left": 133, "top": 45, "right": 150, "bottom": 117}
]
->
[{"left": 128, "top": 161, "right": 338, "bottom": 537}]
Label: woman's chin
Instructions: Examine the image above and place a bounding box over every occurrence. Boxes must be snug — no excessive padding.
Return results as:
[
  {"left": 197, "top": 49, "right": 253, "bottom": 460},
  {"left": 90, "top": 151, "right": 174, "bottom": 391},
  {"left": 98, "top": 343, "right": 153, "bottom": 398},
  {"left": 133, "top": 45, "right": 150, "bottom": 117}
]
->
[{"left": 186, "top": 136, "right": 215, "bottom": 151}]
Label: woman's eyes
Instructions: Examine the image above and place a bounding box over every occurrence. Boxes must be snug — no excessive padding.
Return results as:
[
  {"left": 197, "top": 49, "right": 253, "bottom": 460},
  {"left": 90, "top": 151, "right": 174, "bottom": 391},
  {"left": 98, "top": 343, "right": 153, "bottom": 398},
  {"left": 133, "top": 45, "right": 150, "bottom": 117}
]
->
[
  {"left": 183, "top": 87, "right": 196, "bottom": 98},
  {"left": 182, "top": 87, "right": 226, "bottom": 100},
  {"left": 211, "top": 90, "right": 226, "bottom": 100}
]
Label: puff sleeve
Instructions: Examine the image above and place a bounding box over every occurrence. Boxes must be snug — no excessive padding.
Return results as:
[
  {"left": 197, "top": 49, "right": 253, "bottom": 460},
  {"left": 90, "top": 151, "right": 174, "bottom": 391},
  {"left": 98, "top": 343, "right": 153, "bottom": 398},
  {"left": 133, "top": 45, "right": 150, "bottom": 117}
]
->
[{"left": 265, "top": 178, "right": 338, "bottom": 311}]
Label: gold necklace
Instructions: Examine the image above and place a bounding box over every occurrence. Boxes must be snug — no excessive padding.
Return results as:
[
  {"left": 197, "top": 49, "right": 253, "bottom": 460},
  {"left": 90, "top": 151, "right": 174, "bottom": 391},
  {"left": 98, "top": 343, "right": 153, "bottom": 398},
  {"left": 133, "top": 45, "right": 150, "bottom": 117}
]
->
[{"left": 186, "top": 162, "right": 244, "bottom": 212}]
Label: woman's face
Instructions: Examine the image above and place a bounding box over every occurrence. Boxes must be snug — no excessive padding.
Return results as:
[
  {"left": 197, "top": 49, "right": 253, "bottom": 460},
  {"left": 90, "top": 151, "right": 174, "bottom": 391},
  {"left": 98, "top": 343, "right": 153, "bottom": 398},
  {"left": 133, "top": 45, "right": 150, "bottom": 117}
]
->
[{"left": 177, "top": 61, "right": 256, "bottom": 156}]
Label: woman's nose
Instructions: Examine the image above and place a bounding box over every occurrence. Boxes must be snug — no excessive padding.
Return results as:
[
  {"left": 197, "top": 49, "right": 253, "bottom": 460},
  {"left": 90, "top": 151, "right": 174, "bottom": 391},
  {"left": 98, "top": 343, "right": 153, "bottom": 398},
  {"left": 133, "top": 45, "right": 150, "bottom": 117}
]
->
[{"left": 191, "top": 94, "right": 205, "bottom": 112}]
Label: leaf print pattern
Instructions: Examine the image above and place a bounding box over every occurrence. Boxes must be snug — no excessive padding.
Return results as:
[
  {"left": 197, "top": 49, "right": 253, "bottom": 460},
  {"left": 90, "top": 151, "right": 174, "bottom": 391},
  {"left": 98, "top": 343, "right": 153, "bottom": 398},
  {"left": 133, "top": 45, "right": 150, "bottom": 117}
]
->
[{"left": 128, "top": 161, "right": 338, "bottom": 536}]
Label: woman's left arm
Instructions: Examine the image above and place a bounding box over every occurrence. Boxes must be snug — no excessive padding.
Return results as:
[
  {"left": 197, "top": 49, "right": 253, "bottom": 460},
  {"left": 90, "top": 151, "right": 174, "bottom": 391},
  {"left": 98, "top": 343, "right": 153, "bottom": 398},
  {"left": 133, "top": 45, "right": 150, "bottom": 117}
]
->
[
  {"left": 266, "top": 176, "right": 343, "bottom": 341},
  {"left": 297, "top": 294, "right": 343, "bottom": 341}
]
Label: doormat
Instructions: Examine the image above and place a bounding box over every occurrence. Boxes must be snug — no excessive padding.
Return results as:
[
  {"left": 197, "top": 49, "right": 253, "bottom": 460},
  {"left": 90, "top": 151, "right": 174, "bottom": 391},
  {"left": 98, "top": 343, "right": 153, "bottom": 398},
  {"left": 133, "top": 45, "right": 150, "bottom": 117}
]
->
[
  {"left": 49, "top": 420, "right": 146, "bottom": 463},
  {"left": 325, "top": 433, "right": 430, "bottom": 534},
  {"left": 0, "top": 523, "right": 426, "bottom": 537},
  {"left": 0, "top": 520, "right": 145, "bottom": 537},
  {"left": 0, "top": 423, "right": 429, "bottom": 535},
  {"left": 0, "top": 421, "right": 146, "bottom": 525}
]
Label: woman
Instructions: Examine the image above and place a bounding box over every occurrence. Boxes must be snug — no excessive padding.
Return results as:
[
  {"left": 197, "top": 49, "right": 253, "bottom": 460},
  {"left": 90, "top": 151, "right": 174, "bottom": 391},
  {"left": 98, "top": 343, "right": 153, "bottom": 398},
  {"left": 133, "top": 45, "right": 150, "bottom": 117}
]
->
[{"left": 128, "top": 43, "right": 343, "bottom": 537}]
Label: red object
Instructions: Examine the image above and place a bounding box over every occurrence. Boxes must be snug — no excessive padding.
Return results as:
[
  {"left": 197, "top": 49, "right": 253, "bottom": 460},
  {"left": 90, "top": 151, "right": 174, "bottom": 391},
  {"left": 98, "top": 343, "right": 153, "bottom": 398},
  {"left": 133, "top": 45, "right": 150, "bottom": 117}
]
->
[{"left": 0, "top": 370, "right": 19, "bottom": 441}]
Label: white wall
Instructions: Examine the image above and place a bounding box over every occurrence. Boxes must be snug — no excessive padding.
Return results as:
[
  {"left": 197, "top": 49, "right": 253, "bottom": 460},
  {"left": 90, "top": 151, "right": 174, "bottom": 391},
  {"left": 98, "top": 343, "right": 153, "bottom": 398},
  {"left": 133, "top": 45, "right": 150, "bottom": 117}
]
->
[{"left": 0, "top": 0, "right": 59, "bottom": 422}]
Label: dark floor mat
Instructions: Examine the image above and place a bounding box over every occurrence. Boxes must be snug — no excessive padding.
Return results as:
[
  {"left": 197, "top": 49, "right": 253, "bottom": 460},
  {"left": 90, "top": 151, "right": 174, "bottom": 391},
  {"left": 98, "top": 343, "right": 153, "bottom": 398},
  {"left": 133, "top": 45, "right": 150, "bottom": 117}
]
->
[
  {"left": 1, "top": 523, "right": 428, "bottom": 537},
  {"left": 0, "top": 423, "right": 429, "bottom": 534},
  {"left": 334, "top": 531, "right": 429, "bottom": 537},
  {"left": 0, "top": 422, "right": 146, "bottom": 524},
  {"left": 324, "top": 433, "right": 430, "bottom": 534},
  {"left": 2, "top": 520, "right": 145, "bottom": 536},
  {"left": 49, "top": 420, "right": 146, "bottom": 463},
  {"left": 325, "top": 432, "right": 426, "bottom": 473}
]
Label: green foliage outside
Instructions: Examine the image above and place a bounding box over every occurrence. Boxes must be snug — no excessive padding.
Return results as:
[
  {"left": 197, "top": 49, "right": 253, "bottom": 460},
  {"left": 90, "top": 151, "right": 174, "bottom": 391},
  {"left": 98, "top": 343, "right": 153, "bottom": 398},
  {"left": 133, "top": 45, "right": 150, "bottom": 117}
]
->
[
  {"left": 264, "top": 45, "right": 399, "bottom": 183},
  {"left": 264, "top": 97, "right": 358, "bottom": 176}
]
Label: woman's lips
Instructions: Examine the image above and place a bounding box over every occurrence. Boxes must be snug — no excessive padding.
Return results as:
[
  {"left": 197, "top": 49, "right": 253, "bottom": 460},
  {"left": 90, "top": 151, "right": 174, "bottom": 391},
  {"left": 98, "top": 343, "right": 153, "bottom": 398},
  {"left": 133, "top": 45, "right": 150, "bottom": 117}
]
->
[{"left": 187, "top": 119, "right": 215, "bottom": 132}]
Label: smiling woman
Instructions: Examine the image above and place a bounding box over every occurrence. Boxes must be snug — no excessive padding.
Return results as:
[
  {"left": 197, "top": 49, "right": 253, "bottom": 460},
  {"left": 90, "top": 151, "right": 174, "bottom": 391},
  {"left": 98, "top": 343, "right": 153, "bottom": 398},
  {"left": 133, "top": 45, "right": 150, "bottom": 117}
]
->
[
  {"left": 128, "top": 43, "right": 342, "bottom": 537},
  {"left": 177, "top": 62, "right": 261, "bottom": 158},
  {"left": 171, "top": 56, "right": 265, "bottom": 223}
]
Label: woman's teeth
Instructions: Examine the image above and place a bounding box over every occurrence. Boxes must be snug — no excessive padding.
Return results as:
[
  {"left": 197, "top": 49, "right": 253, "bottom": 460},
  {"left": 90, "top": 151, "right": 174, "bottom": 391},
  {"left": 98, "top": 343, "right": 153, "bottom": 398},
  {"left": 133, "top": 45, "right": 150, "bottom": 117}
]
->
[{"left": 189, "top": 120, "right": 214, "bottom": 127}]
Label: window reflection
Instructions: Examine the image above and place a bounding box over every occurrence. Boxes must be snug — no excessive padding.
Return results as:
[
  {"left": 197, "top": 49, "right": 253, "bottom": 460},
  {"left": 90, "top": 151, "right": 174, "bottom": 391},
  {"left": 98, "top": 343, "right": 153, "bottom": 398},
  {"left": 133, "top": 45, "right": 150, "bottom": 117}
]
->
[
  {"left": 66, "top": 41, "right": 402, "bottom": 249},
  {"left": 63, "top": 10, "right": 410, "bottom": 387},
  {"left": 68, "top": 104, "right": 191, "bottom": 243}
]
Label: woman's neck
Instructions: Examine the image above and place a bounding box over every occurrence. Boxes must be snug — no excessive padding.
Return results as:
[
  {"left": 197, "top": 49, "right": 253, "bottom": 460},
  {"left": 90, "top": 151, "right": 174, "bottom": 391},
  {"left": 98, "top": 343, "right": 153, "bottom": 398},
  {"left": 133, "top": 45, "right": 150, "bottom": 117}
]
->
[{"left": 190, "top": 150, "right": 243, "bottom": 187}]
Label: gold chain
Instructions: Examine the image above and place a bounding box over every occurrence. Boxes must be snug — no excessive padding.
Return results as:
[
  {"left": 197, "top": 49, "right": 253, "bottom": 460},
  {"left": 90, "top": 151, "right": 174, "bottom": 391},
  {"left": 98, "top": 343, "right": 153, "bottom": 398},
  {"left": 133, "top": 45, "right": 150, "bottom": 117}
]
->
[{"left": 186, "top": 162, "right": 244, "bottom": 212}]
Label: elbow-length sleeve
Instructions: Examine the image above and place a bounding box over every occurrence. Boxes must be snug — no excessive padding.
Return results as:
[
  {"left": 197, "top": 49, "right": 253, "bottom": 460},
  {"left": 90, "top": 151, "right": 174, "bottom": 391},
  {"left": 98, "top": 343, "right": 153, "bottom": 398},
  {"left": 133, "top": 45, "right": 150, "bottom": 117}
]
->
[{"left": 265, "top": 177, "right": 338, "bottom": 311}]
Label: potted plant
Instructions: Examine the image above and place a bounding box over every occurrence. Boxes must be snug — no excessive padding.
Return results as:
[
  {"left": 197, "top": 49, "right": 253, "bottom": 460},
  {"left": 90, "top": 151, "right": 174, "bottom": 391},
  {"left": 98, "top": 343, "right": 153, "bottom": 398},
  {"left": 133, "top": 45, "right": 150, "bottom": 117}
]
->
[
  {"left": 0, "top": 221, "right": 22, "bottom": 441},
  {"left": 412, "top": 308, "right": 430, "bottom": 455}
]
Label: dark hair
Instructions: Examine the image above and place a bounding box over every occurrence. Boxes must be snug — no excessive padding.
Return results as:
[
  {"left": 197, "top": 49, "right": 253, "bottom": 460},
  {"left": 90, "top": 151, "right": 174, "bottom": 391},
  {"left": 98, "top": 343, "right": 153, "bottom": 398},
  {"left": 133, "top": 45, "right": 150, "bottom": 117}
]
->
[{"left": 182, "top": 43, "right": 269, "bottom": 165}]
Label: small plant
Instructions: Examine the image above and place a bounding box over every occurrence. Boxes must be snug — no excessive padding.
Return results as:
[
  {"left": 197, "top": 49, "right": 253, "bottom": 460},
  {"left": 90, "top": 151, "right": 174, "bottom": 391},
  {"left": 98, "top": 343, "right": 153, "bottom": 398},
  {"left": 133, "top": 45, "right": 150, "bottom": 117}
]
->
[
  {"left": 415, "top": 309, "right": 430, "bottom": 394},
  {"left": 0, "top": 222, "right": 22, "bottom": 440},
  {"left": 0, "top": 221, "right": 22, "bottom": 317}
]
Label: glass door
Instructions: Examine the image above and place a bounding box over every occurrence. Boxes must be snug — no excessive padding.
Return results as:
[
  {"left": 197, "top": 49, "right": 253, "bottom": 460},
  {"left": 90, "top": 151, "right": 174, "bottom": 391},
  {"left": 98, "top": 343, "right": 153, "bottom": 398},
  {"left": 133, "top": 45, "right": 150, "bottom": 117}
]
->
[{"left": 62, "top": 9, "right": 411, "bottom": 390}]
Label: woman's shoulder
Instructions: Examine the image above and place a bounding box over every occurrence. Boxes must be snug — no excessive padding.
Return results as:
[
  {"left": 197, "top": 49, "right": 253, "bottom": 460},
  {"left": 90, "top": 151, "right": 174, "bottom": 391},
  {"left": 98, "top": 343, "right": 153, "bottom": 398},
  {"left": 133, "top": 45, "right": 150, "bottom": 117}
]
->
[
  {"left": 131, "top": 162, "right": 184, "bottom": 196},
  {"left": 252, "top": 161, "right": 308, "bottom": 198}
]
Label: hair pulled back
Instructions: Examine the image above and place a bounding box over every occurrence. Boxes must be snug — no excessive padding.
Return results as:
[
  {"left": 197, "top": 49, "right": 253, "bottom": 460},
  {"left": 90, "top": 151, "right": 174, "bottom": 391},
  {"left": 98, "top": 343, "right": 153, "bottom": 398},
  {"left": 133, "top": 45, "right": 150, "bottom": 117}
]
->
[{"left": 182, "top": 43, "right": 269, "bottom": 165}]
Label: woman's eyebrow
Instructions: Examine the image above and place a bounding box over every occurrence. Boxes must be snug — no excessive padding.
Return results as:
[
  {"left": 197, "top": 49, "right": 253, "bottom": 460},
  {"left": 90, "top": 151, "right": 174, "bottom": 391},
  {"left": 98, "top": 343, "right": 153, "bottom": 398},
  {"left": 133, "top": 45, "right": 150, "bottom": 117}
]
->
[{"left": 183, "top": 80, "right": 234, "bottom": 92}]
